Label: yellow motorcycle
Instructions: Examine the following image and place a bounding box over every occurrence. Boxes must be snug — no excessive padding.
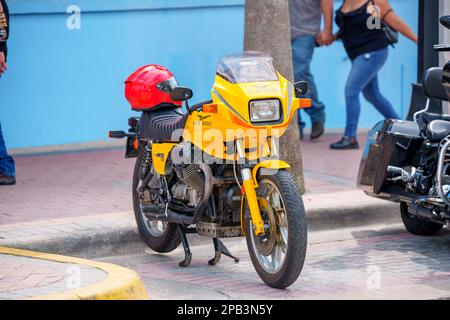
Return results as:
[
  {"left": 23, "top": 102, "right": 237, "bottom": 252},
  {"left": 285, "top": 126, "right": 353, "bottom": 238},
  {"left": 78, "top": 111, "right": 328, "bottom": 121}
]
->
[{"left": 110, "top": 51, "right": 311, "bottom": 288}]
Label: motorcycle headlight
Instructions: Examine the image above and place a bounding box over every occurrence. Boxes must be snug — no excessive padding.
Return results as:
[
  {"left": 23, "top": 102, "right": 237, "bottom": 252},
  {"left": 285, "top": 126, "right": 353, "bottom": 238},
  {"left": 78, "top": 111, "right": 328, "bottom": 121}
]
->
[{"left": 249, "top": 99, "right": 281, "bottom": 123}]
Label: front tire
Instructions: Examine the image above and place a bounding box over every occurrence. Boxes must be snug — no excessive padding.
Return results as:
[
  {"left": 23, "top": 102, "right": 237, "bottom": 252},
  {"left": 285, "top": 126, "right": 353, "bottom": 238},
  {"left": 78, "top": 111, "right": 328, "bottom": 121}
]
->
[
  {"left": 244, "top": 170, "right": 307, "bottom": 289},
  {"left": 400, "top": 202, "right": 443, "bottom": 236},
  {"left": 132, "top": 156, "right": 181, "bottom": 253}
]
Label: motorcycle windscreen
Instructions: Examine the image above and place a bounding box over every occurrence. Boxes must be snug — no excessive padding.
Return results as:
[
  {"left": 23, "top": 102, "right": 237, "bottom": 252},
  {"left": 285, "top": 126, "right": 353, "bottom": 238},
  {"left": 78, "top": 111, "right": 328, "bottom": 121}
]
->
[{"left": 215, "top": 51, "right": 278, "bottom": 84}]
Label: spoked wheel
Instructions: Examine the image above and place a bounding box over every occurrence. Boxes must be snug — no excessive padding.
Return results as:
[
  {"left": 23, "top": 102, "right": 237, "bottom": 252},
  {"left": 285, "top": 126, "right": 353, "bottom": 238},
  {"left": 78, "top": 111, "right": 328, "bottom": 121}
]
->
[
  {"left": 141, "top": 211, "right": 168, "bottom": 238},
  {"left": 132, "top": 156, "right": 181, "bottom": 253},
  {"left": 244, "top": 170, "right": 307, "bottom": 289}
]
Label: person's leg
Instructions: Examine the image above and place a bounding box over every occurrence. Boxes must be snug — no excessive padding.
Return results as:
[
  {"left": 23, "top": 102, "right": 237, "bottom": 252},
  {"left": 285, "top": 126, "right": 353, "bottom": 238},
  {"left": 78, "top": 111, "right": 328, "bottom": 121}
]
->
[
  {"left": 342, "top": 60, "right": 367, "bottom": 139},
  {"left": 362, "top": 76, "right": 400, "bottom": 119},
  {"left": 0, "top": 121, "right": 15, "bottom": 183},
  {"left": 291, "top": 35, "right": 326, "bottom": 137},
  {"left": 331, "top": 48, "right": 390, "bottom": 149},
  {"left": 329, "top": 64, "right": 363, "bottom": 149},
  {"left": 345, "top": 48, "right": 391, "bottom": 138}
]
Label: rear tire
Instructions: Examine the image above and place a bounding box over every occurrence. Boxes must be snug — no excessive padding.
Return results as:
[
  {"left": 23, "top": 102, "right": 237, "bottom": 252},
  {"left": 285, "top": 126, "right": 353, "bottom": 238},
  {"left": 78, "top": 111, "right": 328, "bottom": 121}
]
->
[
  {"left": 400, "top": 202, "right": 443, "bottom": 236},
  {"left": 132, "top": 156, "right": 181, "bottom": 253},
  {"left": 244, "top": 170, "right": 307, "bottom": 289}
]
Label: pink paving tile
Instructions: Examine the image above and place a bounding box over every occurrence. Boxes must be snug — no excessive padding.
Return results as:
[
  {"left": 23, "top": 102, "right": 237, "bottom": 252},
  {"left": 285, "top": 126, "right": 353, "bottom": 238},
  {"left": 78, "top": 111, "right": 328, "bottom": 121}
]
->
[{"left": 301, "top": 133, "right": 367, "bottom": 181}]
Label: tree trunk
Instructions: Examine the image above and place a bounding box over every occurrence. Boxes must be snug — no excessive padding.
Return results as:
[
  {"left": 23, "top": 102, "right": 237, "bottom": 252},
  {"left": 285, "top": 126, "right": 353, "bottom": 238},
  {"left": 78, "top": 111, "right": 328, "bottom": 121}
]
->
[{"left": 244, "top": 0, "right": 305, "bottom": 193}]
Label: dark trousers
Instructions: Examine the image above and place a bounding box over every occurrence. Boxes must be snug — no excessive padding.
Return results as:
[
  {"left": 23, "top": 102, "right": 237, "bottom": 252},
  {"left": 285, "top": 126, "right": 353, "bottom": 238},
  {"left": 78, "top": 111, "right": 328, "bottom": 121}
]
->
[
  {"left": 291, "top": 35, "right": 326, "bottom": 134},
  {"left": 0, "top": 121, "right": 15, "bottom": 176}
]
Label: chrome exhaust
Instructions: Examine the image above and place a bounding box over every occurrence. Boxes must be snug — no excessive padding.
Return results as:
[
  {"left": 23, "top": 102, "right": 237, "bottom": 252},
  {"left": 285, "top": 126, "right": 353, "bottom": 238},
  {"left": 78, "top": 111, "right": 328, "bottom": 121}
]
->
[{"left": 436, "top": 138, "right": 450, "bottom": 207}]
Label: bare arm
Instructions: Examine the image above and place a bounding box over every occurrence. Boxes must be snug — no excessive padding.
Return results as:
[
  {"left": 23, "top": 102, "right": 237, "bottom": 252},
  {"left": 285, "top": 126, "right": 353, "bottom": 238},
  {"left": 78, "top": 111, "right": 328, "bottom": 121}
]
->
[
  {"left": 316, "top": 0, "right": 334, "bottom": 46},
  {"left": 0, "top": 52, "right": 6, "bottom": 75},
  {"left": 0, "top": 0, "right": 8, "bottom": 74},
  {"left": 321, "top": 0, "right": 334, "bottom": 33},
  {"left": 374, "top": 0, "right": 418, "bottom": 43}
]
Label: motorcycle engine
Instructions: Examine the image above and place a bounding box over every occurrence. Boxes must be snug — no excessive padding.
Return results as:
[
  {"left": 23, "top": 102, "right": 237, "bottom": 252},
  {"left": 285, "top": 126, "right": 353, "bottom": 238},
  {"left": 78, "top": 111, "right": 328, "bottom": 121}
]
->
[
  {"left": 163, "top": 142, "right": 205, "bottom": 207},
  {"left": 171, "top": 164, "right": 205, "bottom": 207},
  {"left": 171, "top": 181, "right": 202, "bottom": 207}
]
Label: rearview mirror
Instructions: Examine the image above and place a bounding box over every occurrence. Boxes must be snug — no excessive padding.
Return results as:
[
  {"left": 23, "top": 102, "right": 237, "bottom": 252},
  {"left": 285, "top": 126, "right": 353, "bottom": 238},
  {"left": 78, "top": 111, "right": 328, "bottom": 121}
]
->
[
  {"left": 170, "top": 87, "right": 193, "bottom": 102},
  {"left": 294, "top": 81, "right": 308, "bottom": 97}
]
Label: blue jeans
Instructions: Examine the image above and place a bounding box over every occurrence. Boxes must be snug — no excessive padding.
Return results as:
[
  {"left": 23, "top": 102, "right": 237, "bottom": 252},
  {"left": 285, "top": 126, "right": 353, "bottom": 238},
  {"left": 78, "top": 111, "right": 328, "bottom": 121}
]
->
[
  {"left": 0, "top": 121, "right": 15, "bottom": 177},
  {"left": 344, "top": 47, "right": 399, "bottom": 138},
  {"left": 291, "top": 35, "right": 326, "bottom": 132}
]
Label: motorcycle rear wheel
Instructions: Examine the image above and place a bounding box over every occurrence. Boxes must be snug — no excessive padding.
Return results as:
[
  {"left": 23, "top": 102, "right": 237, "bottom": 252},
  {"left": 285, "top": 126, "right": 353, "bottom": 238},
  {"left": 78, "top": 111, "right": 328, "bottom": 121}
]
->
[
  {"left": 400, "top": 202, "right": 443, "bottom": 236},
  {"left": 132, "top": 156, "right": 181, "bottom": 253},
  {"left": 244, "top": 170, "right": 307, "bottom": 289}
]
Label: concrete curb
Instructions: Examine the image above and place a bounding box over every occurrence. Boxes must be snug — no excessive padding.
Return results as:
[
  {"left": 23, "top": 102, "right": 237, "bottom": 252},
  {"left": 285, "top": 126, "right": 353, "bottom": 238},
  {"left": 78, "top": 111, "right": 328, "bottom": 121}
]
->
[
  {"left": 0, "top": 246, "right": 149, "bottom": 300},
  {"left": 0, "top": 193, "right": 402, "bottom": 259},
  {"left": 3, "top": 227, "right": 145, "bottom": 259},
  {"left": 304, "top": 191, "right": 401, "bottom": 231},
  {"left": 307, "top": 202, "right": 400, "bottom": 230}
]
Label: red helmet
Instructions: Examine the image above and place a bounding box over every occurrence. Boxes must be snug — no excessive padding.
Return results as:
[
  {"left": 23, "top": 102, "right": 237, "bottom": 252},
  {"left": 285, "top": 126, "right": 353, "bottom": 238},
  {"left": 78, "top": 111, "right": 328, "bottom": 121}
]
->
[{"left": 125, "top": 65, "right": 182, "bottom": 110}]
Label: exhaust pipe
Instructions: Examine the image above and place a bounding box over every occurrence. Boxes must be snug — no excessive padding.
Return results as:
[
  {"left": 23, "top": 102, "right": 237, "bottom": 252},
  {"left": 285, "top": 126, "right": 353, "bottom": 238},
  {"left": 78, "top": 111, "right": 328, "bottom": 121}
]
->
[{"left": 409, "top": 203, "right": 445, "bottom": 225}]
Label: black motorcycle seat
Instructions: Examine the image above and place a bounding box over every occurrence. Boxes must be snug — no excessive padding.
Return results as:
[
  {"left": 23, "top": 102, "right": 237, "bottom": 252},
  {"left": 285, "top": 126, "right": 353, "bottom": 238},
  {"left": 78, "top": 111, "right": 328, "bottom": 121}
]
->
[
  {"left": 426, "top": 119, "right": 450, "bottom": 140},
  {"left": 139, "top": 107, "right": 187, "bottom": 142},
  {"left": 423, "top": 67, "right": 448, "bottom": 101},
  {"left": 418, "top": 112, "right": 450, "bottom": 128}
]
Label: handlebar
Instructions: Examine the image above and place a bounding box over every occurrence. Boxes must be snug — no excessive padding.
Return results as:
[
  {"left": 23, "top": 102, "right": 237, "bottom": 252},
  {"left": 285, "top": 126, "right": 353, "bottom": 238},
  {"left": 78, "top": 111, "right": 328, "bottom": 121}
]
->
[{"left": 188, "top": 100, "right": 213, "bottom": 114}]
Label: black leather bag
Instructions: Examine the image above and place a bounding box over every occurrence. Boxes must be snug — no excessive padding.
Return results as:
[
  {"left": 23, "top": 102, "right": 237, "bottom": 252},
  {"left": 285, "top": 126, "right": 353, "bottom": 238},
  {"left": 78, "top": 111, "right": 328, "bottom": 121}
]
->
[{"left": 382, "top": 21, "right": 398, "bottom": 47}]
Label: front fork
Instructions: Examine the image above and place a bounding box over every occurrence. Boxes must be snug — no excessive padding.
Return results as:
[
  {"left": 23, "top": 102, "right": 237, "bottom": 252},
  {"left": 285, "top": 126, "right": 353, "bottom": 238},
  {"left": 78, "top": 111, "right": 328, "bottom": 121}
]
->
[{"left": 236, "top": 139, "right": 268, "bottom": 236}]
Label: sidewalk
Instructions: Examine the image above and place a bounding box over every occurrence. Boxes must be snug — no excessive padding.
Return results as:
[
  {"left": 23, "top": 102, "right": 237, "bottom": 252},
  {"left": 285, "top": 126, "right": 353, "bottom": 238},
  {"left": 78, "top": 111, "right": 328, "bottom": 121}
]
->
[
  {"left": 0, "top": 246, "right": 148, "bottom": 300},
  {"left": 302, "top": 132, "right": 364, "bottom": 193},
  {"left": 0, "top": 133, "right": 400, "bottom": 256}
]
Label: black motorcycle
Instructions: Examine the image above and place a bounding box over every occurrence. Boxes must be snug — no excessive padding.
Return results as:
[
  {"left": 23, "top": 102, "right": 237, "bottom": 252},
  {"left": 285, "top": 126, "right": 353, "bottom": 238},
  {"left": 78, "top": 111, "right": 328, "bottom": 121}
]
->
[{"left": 358, "top": 16, "right": 450, "bottom": 236}]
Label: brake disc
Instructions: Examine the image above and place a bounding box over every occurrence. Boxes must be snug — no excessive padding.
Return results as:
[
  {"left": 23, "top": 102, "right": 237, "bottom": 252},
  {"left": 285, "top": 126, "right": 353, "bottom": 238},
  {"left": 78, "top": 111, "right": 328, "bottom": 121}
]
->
[{"left": 254, "top": 198, "right": 277, "bottom": 256}]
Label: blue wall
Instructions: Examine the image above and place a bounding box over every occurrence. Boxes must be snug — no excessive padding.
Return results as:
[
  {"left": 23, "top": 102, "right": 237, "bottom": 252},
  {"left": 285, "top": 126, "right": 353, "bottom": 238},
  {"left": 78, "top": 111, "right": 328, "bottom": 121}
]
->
[{"left": 0, "top": 0, "right": 418, "bottom": 148}]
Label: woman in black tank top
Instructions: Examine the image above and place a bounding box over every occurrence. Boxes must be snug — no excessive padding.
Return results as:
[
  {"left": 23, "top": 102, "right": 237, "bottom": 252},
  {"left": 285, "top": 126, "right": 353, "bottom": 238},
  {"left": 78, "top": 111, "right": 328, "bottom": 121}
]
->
[{"left": 330, "top": 0, "right": 417, "bottom": 150}]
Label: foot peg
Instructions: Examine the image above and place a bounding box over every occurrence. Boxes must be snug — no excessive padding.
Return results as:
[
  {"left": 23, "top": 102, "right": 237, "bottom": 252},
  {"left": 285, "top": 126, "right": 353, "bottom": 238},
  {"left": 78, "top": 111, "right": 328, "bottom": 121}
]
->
[
  {"left": 177, "top": 225, "right": 192, "bottom": 268},
  {"left": 208, "top": 238, "right": 240, "bottom": 266}
]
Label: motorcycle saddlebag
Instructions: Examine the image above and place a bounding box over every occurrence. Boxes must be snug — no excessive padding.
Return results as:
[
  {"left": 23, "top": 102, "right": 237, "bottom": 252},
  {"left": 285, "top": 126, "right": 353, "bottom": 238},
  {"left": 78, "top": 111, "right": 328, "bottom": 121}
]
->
[{"left": 357, "top": 119, "right": 423, "bottom": 197}]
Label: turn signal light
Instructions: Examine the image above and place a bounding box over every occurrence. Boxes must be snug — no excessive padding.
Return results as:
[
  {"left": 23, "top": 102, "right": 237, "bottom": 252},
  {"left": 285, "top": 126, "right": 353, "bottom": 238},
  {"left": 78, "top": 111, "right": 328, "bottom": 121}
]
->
[
  {"left": 293, "top": 98, "right": 312, "bottom": 110},
  {"left": 300, "top": 98, "right": 312, "bottom": 108}
]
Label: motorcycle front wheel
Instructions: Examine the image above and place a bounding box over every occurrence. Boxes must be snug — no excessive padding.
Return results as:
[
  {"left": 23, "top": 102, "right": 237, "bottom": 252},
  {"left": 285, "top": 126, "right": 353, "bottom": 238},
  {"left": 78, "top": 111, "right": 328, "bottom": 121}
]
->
[
  {"left": 132, "top": 156, "right": 181, "bottom": 253},
  {"left": 244, "top": 170, "right": 307, "bottom": 289}
]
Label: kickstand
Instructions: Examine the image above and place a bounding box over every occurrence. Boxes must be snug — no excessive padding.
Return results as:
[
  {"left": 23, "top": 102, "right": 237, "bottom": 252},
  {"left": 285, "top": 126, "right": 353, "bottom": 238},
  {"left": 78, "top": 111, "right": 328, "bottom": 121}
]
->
[
  {"left": 177, "top": 225, "right": 192, "bottom": 267},
  {"left": 208, "top": 238, "right": 240, "bottom": 265}
]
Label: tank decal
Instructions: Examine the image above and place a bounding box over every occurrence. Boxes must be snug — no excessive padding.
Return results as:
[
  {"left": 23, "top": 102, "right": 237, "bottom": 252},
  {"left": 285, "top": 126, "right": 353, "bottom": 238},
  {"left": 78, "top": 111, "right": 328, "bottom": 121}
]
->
[{"left": 152, "top": 143, "right": 177, "bottom": 175}]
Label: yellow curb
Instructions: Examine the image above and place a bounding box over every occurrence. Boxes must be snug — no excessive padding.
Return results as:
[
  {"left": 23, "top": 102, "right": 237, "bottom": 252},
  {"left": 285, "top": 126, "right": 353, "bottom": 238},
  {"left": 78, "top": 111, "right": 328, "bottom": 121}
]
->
[{"left": 0, "top": 246, "right": 149, "bottom": 300}]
